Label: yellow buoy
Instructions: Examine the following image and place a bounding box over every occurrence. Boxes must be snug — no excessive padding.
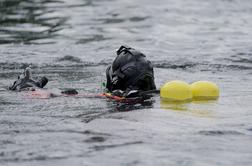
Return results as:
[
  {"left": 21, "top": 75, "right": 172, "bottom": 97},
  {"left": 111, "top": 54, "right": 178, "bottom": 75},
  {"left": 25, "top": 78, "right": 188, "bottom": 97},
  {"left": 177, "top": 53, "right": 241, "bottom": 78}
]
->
[
  {"left": 160, "top": 80, "right": 192, "bottom": 102},
  {"left": 190, "top": 81, "right": 219, "bottom": 100}
]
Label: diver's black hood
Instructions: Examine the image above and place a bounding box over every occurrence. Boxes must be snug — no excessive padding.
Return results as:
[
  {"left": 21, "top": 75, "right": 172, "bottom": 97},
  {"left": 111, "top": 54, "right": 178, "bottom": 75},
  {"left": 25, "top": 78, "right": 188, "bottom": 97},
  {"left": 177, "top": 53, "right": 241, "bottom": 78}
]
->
[{"left": 106, "top": 45, "right": 156, "bottom": 92}]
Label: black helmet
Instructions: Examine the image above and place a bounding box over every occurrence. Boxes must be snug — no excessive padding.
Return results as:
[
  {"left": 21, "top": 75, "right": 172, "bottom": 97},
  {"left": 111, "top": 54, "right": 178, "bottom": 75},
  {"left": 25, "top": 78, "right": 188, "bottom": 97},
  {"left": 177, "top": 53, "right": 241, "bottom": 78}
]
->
[{"left": 106, "top": 45, "right": 156, "bottom": 92}]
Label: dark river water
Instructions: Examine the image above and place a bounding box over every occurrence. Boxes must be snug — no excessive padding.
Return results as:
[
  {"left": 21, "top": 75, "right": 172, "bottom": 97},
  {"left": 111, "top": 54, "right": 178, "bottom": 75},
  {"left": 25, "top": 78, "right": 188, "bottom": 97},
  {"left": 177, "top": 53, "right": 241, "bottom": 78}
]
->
[{"left": 1, "top": 0, "right": 252, "bottom": 165}]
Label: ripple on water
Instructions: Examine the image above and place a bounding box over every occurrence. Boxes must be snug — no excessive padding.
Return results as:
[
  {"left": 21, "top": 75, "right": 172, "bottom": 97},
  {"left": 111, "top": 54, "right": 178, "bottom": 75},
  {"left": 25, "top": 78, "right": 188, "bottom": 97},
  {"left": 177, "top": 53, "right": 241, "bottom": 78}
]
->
[
  {"left": 1, "top": 0, "right": 252, "bottom": 165},
  {"left": 153, "top": 60, "right": 252, "bottom": 72},
  {"left": 91, "top": 141, "right": 143, "bottom": 151},
  {"left": 56, "top": 55, "right": 82, "bottom": 63},
  {"left": 76, "top": 34, "right": 111, "bottom": 44},
  {"left": 0, "top": 0, "right": 68, "bottom": 44},
  {"left": 198, "top": 130, "right": 244, "bottom": 136},
  {"left": 84, "top": 136, "right": 106, "bottom": 143},
  {"left": 247, "top": 128, "right": 252, "bottom": 132}
]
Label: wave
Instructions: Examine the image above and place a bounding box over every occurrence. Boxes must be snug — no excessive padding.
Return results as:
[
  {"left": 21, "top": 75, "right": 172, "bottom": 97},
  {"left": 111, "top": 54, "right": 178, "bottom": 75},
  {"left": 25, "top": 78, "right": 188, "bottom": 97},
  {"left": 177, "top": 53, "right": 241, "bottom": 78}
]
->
[
  {"left": 226, "top": 52, "right": 252, "bottom": 64},
  {"left": 76, "top": 35, "right": 111, "bottom": 44},
  {"left": 56, "top": 55, "right": 82, "bottom": 63},
  {"left": 153, "top": 61, "right": 198, "bottom": 69},
  {"left": 0, "top": 0, "right": 68, "bottom": 44},
  {"left": 0, "top": 60, "right": 111, "bottom": 70},
  {"left": 1, "top": 57, "right": 251, "bottom": 73},
  {"left": 153, "top": 60, "right": 252, "bottom": 72},
  {"left": 198, "top": 130, "right": 244, "bottom": 136}
]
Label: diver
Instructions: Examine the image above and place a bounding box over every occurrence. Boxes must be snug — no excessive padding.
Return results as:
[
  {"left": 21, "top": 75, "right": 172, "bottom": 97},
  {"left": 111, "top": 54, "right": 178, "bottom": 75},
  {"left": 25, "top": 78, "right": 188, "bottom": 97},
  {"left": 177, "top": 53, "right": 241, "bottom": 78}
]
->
[
  {"left": 105, "top": 45, "right": 157, "bottom": 98},
  {"left": 9, "top": 45, "right": 157, "bottom": 99},
  {"left": 9, "top": 66, "right": 48, "bottom": 91}
]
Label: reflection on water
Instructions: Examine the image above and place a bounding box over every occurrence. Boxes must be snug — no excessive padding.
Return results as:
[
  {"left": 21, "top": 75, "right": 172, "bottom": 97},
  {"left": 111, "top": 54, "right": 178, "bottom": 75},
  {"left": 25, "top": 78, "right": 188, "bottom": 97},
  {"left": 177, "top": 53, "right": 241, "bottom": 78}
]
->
[
  {"left": 160, "top": 100, "right": 215, "bottom": 117},
  {"left": 160, "top": 100, "right": 190, "bottom": 111},
  {"left": 113, "top": 99, "right": 154, "bottom": 112},
  {"left": 0, "top": 0, "right": 68, "bottom": 44}
]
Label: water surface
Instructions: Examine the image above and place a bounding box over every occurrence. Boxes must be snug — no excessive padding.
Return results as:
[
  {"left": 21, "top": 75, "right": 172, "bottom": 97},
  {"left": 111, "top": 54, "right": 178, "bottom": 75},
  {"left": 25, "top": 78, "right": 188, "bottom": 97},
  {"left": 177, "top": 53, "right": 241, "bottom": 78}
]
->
[{"left": 0, "top": 0, "right": 252, "bottom": 165}]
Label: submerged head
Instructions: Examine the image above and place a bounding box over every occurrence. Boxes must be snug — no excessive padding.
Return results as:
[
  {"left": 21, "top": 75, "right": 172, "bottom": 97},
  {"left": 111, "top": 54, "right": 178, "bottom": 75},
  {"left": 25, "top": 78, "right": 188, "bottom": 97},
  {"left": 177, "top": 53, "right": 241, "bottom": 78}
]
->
[{"left": 106, "top": 45, "right": 156, "bottom": 92}]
